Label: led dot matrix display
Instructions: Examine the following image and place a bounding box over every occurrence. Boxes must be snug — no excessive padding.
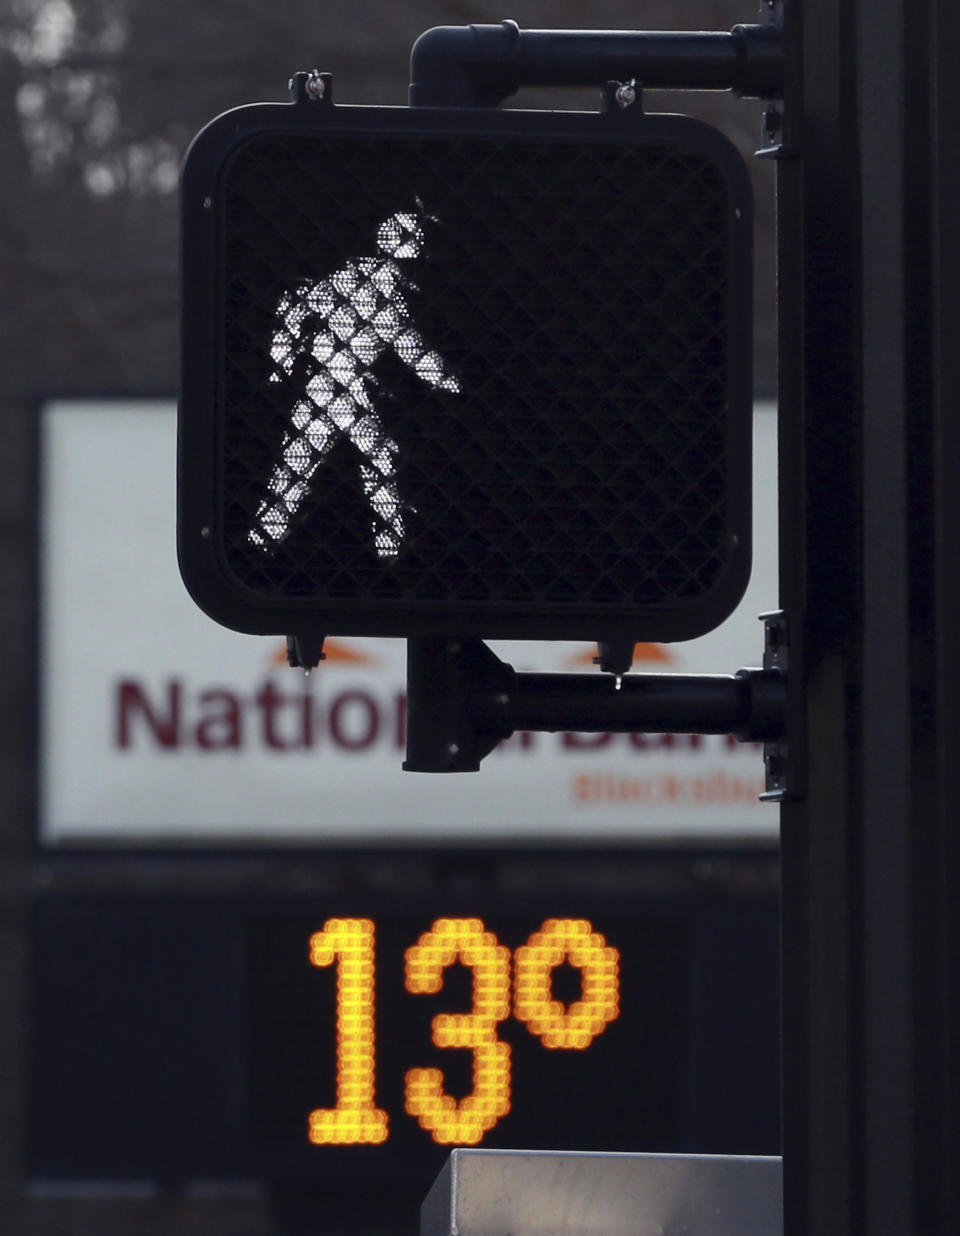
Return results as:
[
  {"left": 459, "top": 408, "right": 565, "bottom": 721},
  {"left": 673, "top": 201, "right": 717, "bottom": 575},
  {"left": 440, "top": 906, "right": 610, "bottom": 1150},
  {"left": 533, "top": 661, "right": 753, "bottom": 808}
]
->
[
  {"left": 404, "top": 918, "right": 513, "bottom": 1144},
  {"left": 299, "top": 917, "right": 622, "bottom": 1147},
  {"left": 28, "top": 891, "right": 784, "bottom": 1194},
  {"left": 308, "top": 918, "right": 389, "bottom": 1144},
  {"left": 514, "top": 919, "right": 620, "bottom": 1049}
]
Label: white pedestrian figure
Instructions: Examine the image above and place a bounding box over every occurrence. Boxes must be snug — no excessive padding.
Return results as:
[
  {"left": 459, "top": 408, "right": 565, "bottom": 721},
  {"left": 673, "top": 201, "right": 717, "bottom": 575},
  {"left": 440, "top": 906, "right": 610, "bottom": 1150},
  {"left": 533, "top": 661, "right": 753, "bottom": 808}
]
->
[{"left": 249, "top": 207, "right": 460, "bottom": 557}]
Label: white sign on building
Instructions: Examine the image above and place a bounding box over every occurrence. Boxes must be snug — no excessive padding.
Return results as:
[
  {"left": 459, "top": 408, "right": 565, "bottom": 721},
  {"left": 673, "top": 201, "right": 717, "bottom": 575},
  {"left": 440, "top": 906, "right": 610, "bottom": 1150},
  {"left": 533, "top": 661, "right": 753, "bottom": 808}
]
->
[{"left": 39, "top": 399, "right": 778, "bottom": 846}]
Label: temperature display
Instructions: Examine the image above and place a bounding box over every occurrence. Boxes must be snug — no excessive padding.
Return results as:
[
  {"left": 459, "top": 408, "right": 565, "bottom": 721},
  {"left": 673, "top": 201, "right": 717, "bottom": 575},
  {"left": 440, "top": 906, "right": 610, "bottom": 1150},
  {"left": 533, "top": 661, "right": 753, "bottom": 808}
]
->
[
  {"left": 249, "top": 908, "right": 686, "bottom": 1174},
  {"left": 28, "top": 880, "right": 781, "bottom": 1196}
]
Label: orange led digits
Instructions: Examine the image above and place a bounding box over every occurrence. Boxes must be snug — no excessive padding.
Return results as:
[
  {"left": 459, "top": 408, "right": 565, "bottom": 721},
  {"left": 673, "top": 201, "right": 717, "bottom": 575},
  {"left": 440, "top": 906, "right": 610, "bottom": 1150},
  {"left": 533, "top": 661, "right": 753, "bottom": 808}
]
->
[
  {"left": 308, "top": 918, "right": 389, "bottom": 1145},
  {"left": 514, "top": 919, "right": 620, "bottom": 1049},
  {"left": 404, "top": 918, "right": 511, "bottom": 1145}
]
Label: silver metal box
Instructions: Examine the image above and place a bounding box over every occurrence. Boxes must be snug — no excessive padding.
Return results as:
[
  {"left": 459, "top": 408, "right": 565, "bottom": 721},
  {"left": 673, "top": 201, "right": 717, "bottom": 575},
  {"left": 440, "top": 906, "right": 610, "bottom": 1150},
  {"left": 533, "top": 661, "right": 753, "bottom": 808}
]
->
[{"left": 422, "top": 1148, "right": 782, "bottom": 1236}]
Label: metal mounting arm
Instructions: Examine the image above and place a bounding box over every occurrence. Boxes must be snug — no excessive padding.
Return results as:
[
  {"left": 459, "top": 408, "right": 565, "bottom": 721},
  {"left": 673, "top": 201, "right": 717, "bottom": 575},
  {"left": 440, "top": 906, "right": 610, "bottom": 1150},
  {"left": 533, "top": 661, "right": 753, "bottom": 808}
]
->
[
  {"left": 409, "top": 20, "right": 783, "bottom": 108},
  {"left": 403, "top": 638, "right": 786, "bottom": 775}
]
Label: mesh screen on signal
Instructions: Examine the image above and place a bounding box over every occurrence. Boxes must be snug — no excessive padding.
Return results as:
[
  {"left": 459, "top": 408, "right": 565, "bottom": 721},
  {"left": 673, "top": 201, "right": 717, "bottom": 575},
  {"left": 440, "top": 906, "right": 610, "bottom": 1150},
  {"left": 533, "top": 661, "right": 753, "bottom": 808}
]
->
[{"left": 179, "top": 103, "right": 752, "bottom": 642}]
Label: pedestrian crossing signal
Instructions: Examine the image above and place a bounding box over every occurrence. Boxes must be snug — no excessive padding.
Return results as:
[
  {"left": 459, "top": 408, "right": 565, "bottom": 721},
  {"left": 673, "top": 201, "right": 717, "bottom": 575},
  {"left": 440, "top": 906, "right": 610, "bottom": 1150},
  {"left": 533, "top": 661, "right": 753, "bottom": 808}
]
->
[{"left": 178, "top": 91, "right": 753, "bottom": 645}]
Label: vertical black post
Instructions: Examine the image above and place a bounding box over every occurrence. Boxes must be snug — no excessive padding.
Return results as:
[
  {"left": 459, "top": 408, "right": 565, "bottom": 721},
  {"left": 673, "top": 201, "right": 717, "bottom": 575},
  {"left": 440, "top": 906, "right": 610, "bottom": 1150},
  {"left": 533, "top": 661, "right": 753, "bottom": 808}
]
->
[
  {"left": 776, "top": 0, "right": 857, "bottom": 1228},
  {"left": 929, "top": 7, "right": 960, "bottom": 1226},
  {"left": 779, "top": 0, "right": 959, "bottom": 1232}
]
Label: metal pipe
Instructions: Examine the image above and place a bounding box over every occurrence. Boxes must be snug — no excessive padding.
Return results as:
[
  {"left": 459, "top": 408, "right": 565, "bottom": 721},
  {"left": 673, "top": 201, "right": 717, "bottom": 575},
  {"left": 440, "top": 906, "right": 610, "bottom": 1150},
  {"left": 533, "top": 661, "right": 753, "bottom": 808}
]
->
[
  {"left": 410, "top": 21, "right": 783, "bottom": 107},
  {"left": 498, "top": 672, "right": 754, "bottom": 735},
  {"left": 404, "top": 639, "right": 785, "bottom": 772}
]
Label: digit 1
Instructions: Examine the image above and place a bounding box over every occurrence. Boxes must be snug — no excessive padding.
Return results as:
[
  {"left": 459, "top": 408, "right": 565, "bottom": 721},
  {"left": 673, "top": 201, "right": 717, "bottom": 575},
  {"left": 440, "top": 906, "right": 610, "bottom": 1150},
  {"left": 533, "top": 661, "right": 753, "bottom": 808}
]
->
[
  {"left": 513, "top": 919, "right": 620, "bottom": 1048},
  {"left": 307, "top": 918, "right": 389, "bottom": 1144},
  {"left": 404, "top": 918, "right": 512, "bottom": 1145}
]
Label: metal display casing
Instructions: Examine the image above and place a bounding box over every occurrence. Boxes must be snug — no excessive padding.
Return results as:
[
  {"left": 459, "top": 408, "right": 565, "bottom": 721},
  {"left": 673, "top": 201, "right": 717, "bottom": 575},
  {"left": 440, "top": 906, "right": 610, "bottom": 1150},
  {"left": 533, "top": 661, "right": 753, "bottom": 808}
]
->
[{"left": 179, "top": 95, "right": 752, "bottom": 644}]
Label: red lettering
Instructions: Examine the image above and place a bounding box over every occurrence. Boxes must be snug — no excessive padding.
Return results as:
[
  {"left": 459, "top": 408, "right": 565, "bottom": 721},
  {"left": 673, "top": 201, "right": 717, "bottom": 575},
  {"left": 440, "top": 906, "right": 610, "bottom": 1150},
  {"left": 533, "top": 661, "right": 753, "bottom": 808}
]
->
[
  {"left": 629, "top": 733, "right": 704, "bottom": 751},
  {"left": 724, "top": 733, "right": 762, "bottom": 751},
  {"left": 562, "top": 733, "right": 613, "bottom": 749},
  {"left": 329, "top": 691, "right": 380, "bottom": 751},
  {"left": 301, "top": 691, "right": 315, "bottom": 748},
  {"left": 116, "top": 680, "right": 181, "bottom": 749},
  {"left": 252, "top": 682, "right": 314, "bottom": 749},
  {"left": 195, "top": 689, "right": 242, "bottom": 750},
  {"left": 496, "top": 731, "right": 537, "bottom": 753},
  {"left": 254, "top": 680, "right": 290, "bottom": 749},
  {"left": 393, "top": 692, "right": 407, "bottom": 749}
]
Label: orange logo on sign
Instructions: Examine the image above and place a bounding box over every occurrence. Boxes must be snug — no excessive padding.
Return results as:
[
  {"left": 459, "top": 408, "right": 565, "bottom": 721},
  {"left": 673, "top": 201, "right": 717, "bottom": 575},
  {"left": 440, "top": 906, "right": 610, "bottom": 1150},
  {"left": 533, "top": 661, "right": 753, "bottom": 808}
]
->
[
  {"left": 270, "top": 638, "right": 378, "bottom": 669},
  {"left": 269, "top": 640, "right": 671, "bottom": 672},
  {"left": 567, "top": 643, "right": 674, "bottom": 668}
]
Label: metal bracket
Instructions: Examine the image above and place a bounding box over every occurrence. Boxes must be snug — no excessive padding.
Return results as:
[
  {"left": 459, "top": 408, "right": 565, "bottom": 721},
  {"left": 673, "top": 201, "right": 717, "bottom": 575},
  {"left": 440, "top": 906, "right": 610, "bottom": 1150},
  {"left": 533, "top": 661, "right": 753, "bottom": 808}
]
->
[
  {"left": 592, "top": 635, "right": 636, "bottom": 678},
  {"left": 755, "top": 1, "right": 795, "bottom": 158},
  {"left": 758, "top": 100, "right": 786, "bottom": 158},
  {"left": 285, "top": 632, "right": 326, "bottom": 671},
  {"left": 404, "top": 633, "right": 788, "bottom": 786},
  {"left": 409, "top": 20, "right": 783, "bottom": 109},
  {"left": 601, "top": 79, "right": 643, "bottom": 115},
  {"left": 758, "top": 610, "right": 803, "bottom": 800},
  {"left": 288, "top": 70, "right": 333, "bottom": 106}
]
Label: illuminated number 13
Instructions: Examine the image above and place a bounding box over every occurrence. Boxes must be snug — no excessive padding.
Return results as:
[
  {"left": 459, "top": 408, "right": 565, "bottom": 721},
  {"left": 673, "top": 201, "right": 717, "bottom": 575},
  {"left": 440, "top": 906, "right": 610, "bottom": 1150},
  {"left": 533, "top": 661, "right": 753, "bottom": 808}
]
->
[{"left": 308, "top": 917, "right": 619, "bottom": 1146}]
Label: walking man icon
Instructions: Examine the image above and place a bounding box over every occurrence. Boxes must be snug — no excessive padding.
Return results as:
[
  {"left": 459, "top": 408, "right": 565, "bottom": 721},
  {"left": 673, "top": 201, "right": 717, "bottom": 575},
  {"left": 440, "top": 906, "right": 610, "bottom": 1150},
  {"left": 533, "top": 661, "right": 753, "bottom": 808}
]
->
[{"left": 249, "top": 208, "right": 461, "bottom": 557}]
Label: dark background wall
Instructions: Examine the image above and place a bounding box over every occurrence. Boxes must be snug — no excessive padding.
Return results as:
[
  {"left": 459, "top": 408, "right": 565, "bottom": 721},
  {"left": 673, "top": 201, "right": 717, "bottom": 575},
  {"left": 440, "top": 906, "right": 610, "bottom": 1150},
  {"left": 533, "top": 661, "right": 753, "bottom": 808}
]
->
[{"left": 0, "top": 3, "right": 776, "bottom": 1233}]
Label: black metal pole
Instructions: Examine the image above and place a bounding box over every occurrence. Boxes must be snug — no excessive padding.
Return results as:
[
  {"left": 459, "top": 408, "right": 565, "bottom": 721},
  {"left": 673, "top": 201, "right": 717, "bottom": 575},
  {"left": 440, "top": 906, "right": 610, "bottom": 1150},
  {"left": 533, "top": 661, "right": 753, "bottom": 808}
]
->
[
  {"left": 778, "top": 0, "right": 960, "bottom": 1232},
  {"left": 409, "top": 20, "right": 782, "bottom": 107},
  {"left": 929, "top": 7, "right": 960, "bottom": 1225},
  {"left": 496, "top": 672, "right": 767, "bottom": 737},
  {"left": 404, "top": 639, "right": 784, "bottom": 772},
  {"left": 776, "top": 0, "right": 858, "bottom": 1230}
]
